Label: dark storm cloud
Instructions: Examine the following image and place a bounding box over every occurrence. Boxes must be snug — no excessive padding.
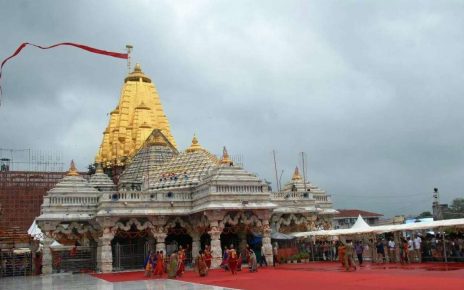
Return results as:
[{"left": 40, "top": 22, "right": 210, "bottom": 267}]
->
[{"left": 1, "top": 0, "right": 463, "bottom": 217}]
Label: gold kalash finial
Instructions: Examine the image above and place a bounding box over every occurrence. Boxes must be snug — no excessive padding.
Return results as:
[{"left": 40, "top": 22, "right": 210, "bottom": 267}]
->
[
  {"left": 221, "top": 146, "right": 233, "bottom": 165},
  {"left": 67, "top": 160, "right": 79, "bottom": 176},
  {"left": 291, "top": 166, "right": 302, "bottom": 181},
  {"left": 186, "top": 134, "right": 203, "bottom": 152}
]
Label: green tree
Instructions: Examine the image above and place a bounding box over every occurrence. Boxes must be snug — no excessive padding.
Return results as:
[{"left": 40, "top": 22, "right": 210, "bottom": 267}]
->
[
  {"left": 444, "top": 198, "right": 464, "bottom": 219},
  {"left": 416, "top": 211, "right": 433, "bottom": 219}
]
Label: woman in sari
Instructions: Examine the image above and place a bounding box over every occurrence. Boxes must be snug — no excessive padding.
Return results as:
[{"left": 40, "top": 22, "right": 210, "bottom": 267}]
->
[
  {"left": 228, "top": 245, "right": 238, "bottom": 275},
  {"left": 144, "top": 252, "right": 156, "bottom": 277},
  {"left": 338, "top": 242, "right": 346, "bottom": 267},
  {"left": 249, "top": 249, "right": 258, "bottom": 272},
  {"left": 167, "top": 251, "right": 178, "bottom": 279},
  {"left": 221, "top": 246, "right": 229, "bottom": 271},
  {"left": 154, "top": 251, "right": 164, "bottom": 277},
  {"left": 195, "top": 250, "right": 208, "bottom": 277},
  {"left": 204, "top": 245, "right": 212, "bottom": 269},
  {"left": 176, "top": 246, "right": 186, "bottom": 277}
]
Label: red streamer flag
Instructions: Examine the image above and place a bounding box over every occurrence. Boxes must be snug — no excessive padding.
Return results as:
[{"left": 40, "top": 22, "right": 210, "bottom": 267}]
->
[{"left": 0, "top": 42, "right": 128, "bottom": 104}]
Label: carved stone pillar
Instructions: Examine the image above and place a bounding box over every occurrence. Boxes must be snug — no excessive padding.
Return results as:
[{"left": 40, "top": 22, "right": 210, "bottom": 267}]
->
[
  {"left": 191, "top": 232, "right": 201, "bottom": 260},
  {"left": 153, "top": 230, "right": 167, "bottom": 255},
  {"left": 147, "top": 236, "right": 156, "bottom": 253},
  {"left": 42, "top": 235, "right": 54, "bottom": 274},
  {"left": 98, "top": 227, "right": 115, "bottom": 273},
  {"left": 238, "top": 230, "right": 248, "bottom": 257},
  {"left": 208, "top": 220, "right": 223, "bottom": 268},
  {"left": 261, "top": 220, "right": 273, "bottom": 266}
]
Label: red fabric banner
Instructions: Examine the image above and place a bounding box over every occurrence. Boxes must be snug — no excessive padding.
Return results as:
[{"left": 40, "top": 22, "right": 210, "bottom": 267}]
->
[{"left": 0, "top": 42, "right": 128, "bottom": 102}]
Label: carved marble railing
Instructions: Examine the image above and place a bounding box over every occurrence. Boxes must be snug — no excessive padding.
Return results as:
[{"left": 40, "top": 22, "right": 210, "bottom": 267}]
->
[
  {"left": 103, "top": 191, "right": 193, "bottom": 202},
  {"left": 314, "top": 194, "right": 331, "bottom": 202},
  {"left": 50, "top": 196, "right": 99, "bottom": 205},
  {"left": 271, "top": 192, "right": 313, "bottom": 200}
]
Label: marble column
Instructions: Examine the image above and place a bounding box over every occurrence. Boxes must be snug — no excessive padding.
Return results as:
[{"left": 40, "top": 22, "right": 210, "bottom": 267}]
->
[
  {"left": 147, "top": 236, "right": 156, "bottom": 253},
  {"left": 262, "top": 220, "right": 274, "bottom": 266},
  {"left": 98, "top": 227, "right": 115, "bottom": 273},
  {"left": 191, "top": 233, "right": 201, "bottom": 260},
  {"left": 154, "top": 232, "right": 167, "bottom": 255},
  {"left": 42, "top": 236, "right": 54, "bottom": 274},
  {"left": 208, "top": 220, "right": 223, "bottom": 268}
]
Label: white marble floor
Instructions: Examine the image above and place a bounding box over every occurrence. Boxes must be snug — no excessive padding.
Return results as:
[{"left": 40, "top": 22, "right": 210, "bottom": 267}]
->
[{"left": 0, "top": 273, "right": 238, "bottom": 290}]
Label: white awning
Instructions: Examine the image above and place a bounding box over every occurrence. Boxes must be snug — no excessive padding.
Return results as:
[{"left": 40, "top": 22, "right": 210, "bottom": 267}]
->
[{"left": 293, "top": 218, "right": 464, "bottom": 238}]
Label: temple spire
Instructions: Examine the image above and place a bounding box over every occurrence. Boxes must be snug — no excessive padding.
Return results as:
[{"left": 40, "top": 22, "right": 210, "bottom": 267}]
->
[
  {"left": 95, "top": 63, "right": 177, "bottom": 167},
  {"left": 221, "top": 146, "right": 233, "bottom": 165},
  {"left": 186, "top": 134, "right": 203, "bottom": 152},
  {"left": 291, "top": 166, "right": 302, "bottom": 181},
  {"left": 67, "top": 160, "right": 79, "bottom": 176}
]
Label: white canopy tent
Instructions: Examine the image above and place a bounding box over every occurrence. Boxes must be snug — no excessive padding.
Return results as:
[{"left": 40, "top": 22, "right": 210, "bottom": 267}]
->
[
  {"left": 27, "top": 219, "right": 44, "bottom": 241},
  {"left": 293, "top": 216, "right": 464, "bottom": 238}
]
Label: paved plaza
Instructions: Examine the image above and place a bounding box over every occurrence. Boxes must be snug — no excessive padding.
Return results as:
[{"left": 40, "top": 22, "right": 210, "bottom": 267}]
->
[
  {"left": 0, "top": 273, "right": 235, "bottom": 290},
  {"left": 2, "top": 262, "right": 464, "bottom": 290}
]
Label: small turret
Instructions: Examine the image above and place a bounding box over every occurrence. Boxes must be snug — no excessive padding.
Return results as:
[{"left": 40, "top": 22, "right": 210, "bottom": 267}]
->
[
  {"left": 67, "top": 160, "right": 79, "bottom": 177},
  {"left": 291, "top": 166, "right": 302, "bottom": 181},
  {"left": 186, "top": 134, "right": 203, "bottom": 153},
  {"left": 221, "top": 146, "right": 233, "bottom": 166}
]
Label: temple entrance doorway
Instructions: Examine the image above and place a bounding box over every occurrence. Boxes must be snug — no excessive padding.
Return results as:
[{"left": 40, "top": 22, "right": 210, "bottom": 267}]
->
[
  {"left": 200, "top": 232, "right": 211, "bottom": 250},
  {"left": 165, "top": 224, "right": 193, "bottom": 265},
  {"left": 220, "top": 224, "right": 240, "bottom": 252},
  {"left": 112, "top": 226, "right": 150, "bottom": 271}
]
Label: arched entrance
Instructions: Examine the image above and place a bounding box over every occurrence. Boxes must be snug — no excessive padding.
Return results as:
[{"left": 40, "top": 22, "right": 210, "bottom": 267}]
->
[
  {"left": 200, "top": 232, "right": 211, "bottom": 250},
  {"left": 220, "top": 223, "right": 240, "bottom": 251},
  {"left": 165, "top": 224, "right": 193, "bottom": 265},
  {"left": 112, "top": 225, "right": 150, "bottom": 271}
]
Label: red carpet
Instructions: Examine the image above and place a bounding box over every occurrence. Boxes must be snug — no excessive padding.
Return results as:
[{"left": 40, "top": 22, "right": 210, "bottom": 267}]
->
[{"left": 92, "top": 262, "right": 464, "bottom": 290}]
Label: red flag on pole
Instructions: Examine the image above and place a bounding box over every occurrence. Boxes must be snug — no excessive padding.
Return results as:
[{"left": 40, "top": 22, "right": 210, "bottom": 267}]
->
[{"left": 0, "top": 42, "right": 129, "bottom": 105}]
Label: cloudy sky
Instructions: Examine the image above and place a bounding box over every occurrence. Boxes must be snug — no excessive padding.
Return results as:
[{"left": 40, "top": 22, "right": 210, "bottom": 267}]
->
[{"left": 1, "top": 0, "right": 463, "bottom": 217}]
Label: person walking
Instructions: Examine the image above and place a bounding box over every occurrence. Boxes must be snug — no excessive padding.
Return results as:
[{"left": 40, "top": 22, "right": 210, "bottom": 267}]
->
[
  {"left": 154, "top": 251, "right": 164, "bottom": 277},
  {"left": 195, "top": 250, "right": 208, "bottom": 277},
  {"left": 249, "top": 249, "right": 258, "bottom": 272},
  {"left": 376, "top": 239, "right": 386, "bottom": 263},
  {"left": 167, "top": 251, "right": 178, "bottom": 278},
  {"left": 228, "top": 245, "right": 238, "bottom": 275},
  {"left": 144, "top": 252, "right": 156, "bottom": 277},
  {"left": 388, "top": 238, "right": 396, "bottom": 263},
  {"left": 355, "top": 241, "right": 364, "bottom": 266},
  {"left": 259, "top": 244, "right": 268, "bottom": 267},
  {"left": 272, "top": 244, "right": 279, "bottom": 267},
  {"left": 414, "top": 235, "right": 422, "bottom": 263},
  {"left": 344, "top": 240, "right": 356, "bottom": 271}
]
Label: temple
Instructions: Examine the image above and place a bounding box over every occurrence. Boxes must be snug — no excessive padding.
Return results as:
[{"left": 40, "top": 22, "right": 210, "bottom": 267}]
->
[
  {"left": 96, "top": 64, "right": 176, "bottom": 169},
  {"left": 36, "top": 65, "right": 336, "bottom": 274}
]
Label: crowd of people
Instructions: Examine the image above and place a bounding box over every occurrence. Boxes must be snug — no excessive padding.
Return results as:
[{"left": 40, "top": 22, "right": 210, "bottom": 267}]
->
[
  {"left": 142, "top": 243, "right": 267, "bottom": 279},
  {"left": 141, "top": 232, "right": 464, "bottom": 278}
]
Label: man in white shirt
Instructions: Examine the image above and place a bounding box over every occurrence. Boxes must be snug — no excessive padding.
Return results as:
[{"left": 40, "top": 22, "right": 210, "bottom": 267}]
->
[
  {"left": 407, "top": 237, "right": 414, "bottom": 262},
  {"left": 388, "top": 239, "right": 396, "bottom": 263},
  {"left": 413, "top": 236, "right": 422, "bottom": 262}
]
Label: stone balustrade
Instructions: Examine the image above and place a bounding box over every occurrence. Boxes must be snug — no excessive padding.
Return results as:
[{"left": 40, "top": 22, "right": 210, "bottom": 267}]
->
[
  {"left": 313, "top": 194, "right": 331, "bottom": 202},
  {"left": 49, "top": 196, "right": 99, "bottom": 205},
  {"left": 271, "top": 191, "right": 313, "bottom": 200}
]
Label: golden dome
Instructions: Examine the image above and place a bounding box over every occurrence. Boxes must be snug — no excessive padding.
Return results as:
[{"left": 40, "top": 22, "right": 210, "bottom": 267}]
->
[
  {"left": 291, "top": 166, "right": 302, "bottom": 181},
  {"left": 221, "top": 146, "right": 233, "bottom": 165},
  {"left": 124, "top": 63, "right": 152, "bottom": 83},
  {"left": 67, "top": 160, "right": 79, "bottom": 176},
  {"left": 186, "top": 134, "right": 203, "bottom": 153}
]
